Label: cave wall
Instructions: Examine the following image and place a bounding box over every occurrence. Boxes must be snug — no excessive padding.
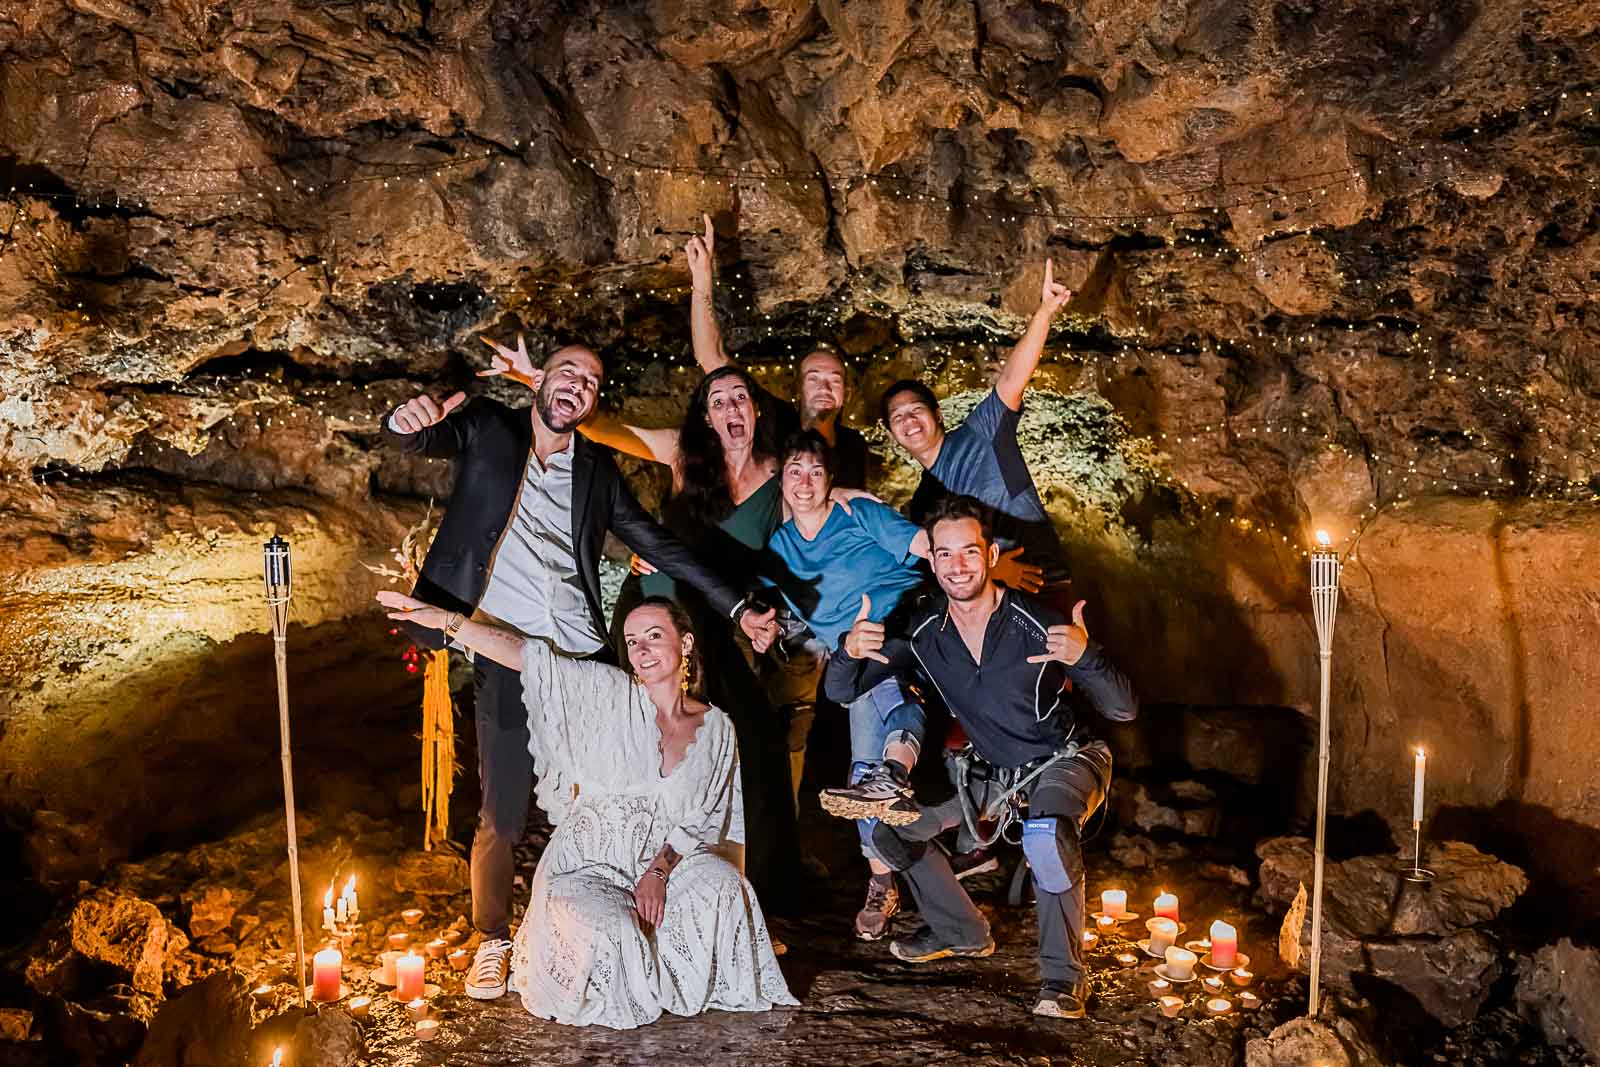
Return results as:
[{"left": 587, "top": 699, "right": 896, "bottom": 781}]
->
[{"left": 2, "top": 0, "right": 1599, "bottom": 887}]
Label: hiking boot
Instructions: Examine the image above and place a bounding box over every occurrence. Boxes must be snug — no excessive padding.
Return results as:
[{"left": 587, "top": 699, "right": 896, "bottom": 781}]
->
[
  {"left": 1032, "top": 983, "right": 1088, "bottom": 1019},
  {"left": 821, "top": 764, "right": 920, "bottom": 826},
  {"left": 465, "top": 937, "right": 513, "bottom": 1000},
  {"left": 950, "top": 847, "right": 1000, "bottom": 881},
  {"left": 889, "top": 925, "right": 996, "bottom": 963},
  {"left": 853, "top": 873, "right": 900, "bottom": 941}
]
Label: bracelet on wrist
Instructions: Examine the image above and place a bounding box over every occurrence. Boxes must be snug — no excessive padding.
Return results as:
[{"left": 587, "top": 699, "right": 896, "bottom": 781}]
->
[{"left": 648, "top": 867, "right": 668, "bottom": 884}]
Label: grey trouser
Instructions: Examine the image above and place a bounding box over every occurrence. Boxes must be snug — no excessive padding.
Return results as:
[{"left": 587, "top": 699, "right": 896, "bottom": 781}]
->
[{"left": 871, "top": 740, "right": 1113, "bottom": 989}]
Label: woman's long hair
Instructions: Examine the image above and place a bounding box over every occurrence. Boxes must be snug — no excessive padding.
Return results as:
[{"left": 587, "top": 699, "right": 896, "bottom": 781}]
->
[
  {"left": 674, "top": 365, "right": 781, "bottom": 529},
  {"left": 625, "top": 596, "right": 703, "bottom": 699}
]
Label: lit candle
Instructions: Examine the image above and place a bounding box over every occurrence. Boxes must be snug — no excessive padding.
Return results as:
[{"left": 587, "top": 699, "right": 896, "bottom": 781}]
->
[
  {"left": 415, "top": 1019, "right": 440, "bottom": 1042},
  {"left": 344, "top": 876, "right": 359, "bottom": 922},
  {"left": 251, "top": 982, "right": 275, "bottom": 1004},
  {"left": 448, "top": 948, "right": 471, "bottom": 972},
  {"left": 1413, "top": 747, "right": 1426, "bottom": 825},
  {"left": 1238, "top": 991, "right": 1261, "bottom": 1010},
  {"left": 395, "top": 951, "right": 425, "bottom": 1001},
  {"left": 425, "top": 938, "right": 448, "bottom": 959},
  {"left": 1096, "top": 915, "right": 1117, "bottom": 932},
  {"left": 1209, "top": 920, "right": 1238, "bottom": 969},
  {"left": 1147, "top": 978, "right": 1171, "bottom": 998},
  {"left": 1116, "top": 952, "right": 1138, "bottom": 967},
  {"left": 322, "top": 887, "right": 336, "bottom": 932},
  {"left": 311, "top": 947, "right": 343, "bottom": 1002},
  {"left": 1147, "top": 917, "right": 1179, "bottom": 954},
  {"left": 1163, "top": 946, "right": 1197, "bottom": 981},
  {"left": 271, "top": 1049, "right": 283, "bottom": 1067},
  {"left": 401, "top": 908, "right": 424, "bottom": 926},
  {"left": 1205, "top": 997, "right": 1233, "bottom": 1016},
  {"left": 388, "top": 932, "right": 412, "bottom": 950},
  {"left": 1158, "top": 995, "right": 1184, "bottom": 1017},
  {"left": 1153, "top": 891, "right": 1180, "bottom": 922},
  {"left": 1101, "top": 889, "right": 1128, "bottom": 919},
  {"left": 1082, "top": 929, "right": 1099, "bottom": 947},
  {"left": 406, "top": 997, "right": 430, "bottom": 1022},
  {"left": 348, "top": 995, "right": 372, "bottom": 1020},
  {"left": 441, "top": 928, "right": 465, "bottom": 946},
  {"left": 335, "top": 891, "right": 347, "bottom": 925},
  {"left": 1230, "top": 968, "right": 1254, "bottom": 987},
  {"left": 1203, "top": 975, "right": 1224, "bottom": 993}
]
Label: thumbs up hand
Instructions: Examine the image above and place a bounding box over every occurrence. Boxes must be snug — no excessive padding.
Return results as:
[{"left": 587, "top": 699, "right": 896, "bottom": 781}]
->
[
  {"left": 391, "top": 391, "right": 467, "bottom": 434},
  {"left": 843, "top": 594, "right": 890, "bottom": 663},
  {"left": 1027, "top": 600, "right": 1090, "bottom": 665}
]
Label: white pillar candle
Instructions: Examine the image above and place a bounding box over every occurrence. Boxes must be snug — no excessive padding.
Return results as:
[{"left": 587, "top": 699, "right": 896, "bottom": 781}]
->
[
  {"left": 1163, "top": 946, "right": 1197, "bottom": 980},
  {"left": 1413, "top": 748, "right": 1426, "bottom": 824},
  {"left": 1147, "top": 917, "right": 1179, "bottom": 954},
  {"left": 1100, "top": 889, "right": 1128, "bottom": 918}
]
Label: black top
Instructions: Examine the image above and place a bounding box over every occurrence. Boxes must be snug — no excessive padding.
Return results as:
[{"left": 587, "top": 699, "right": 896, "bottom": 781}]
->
[
  {"left": 381, "top": 396, "right": 745, "bottom": 651},
  {"left": 758, "top": 380, "right": 871, "bottom": 491},
  {"left": 824, "top": 589, "right": 1138, "bottom": 769}
]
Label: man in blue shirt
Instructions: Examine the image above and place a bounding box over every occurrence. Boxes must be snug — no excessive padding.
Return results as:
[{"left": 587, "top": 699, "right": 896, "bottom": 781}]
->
[
  {"left": 762, "top": 429, "right": 932, "bottom": 941},
  {"left": 878, "top": 260, "right": 1075, "bottom": 593}
]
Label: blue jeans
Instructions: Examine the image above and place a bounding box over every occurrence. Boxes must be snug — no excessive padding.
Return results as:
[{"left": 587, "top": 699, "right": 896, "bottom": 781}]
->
[{"left": 845, "top": 673, "right": 927, "bottom": 859}]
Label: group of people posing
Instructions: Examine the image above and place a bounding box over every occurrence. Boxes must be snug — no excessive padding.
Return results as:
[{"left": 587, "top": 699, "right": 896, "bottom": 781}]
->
[{"left": 374, "top": 217, "right": 1139, "bottom": 1030}]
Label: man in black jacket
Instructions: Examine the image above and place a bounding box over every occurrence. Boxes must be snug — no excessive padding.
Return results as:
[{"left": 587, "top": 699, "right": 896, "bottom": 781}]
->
[
  {"left": 383, "top": 342, "right": 776, "bottom": 1000},
  {"left": 825, "top": 495, "right": 1137, "bottom": 1019}
]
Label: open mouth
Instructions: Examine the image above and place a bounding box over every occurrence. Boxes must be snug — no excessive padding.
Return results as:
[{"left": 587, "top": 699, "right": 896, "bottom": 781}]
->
[
  {"left": 724, "top": 418, "right": 748, "bottom": 439},
  {"left": 551, "top": 394, "right": 580, "bottom": 419}
]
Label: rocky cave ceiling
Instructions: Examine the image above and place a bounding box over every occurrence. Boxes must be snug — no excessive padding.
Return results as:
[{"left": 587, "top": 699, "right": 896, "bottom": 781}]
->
[{"left": 2, "top": 0, "right": 1600, "bottom": 889}]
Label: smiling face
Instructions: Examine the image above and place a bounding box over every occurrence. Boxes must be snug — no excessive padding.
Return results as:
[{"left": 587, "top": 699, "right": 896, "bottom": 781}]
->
[
  {"left": 798, "top": 350, "right": 847, "bottom": 423},
  {"left": 622, "top": 602, "right": 691, "bottom": 687},
  {"left": 884, "top": 388, "right": 944, "bottom": 460},
  {"left": 534, "top": 346, "right": 602, "bottom": 432},
  {"left": 929, "top": 515, "right": 999, "bottom": 603},
  {"left": 780, "top": 447, "right": 832, "bottom": 518},
  {"left": 704, "top": 373, "right": 757, "bottom": 450}
]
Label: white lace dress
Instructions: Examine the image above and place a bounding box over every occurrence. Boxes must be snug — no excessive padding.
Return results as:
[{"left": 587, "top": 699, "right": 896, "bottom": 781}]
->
[{"left": 508, "top": 639, "right": 798, "bottom": 1029}]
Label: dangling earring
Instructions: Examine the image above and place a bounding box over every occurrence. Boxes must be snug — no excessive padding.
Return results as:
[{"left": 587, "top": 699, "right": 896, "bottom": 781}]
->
[{"left": 680, "top": 655, "right": 691, "bottom": 694}]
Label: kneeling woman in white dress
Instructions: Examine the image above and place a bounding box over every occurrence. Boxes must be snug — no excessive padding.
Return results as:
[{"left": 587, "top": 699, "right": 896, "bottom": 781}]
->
[{"left": 377, "top": 590, "right": 797, "bottom": 1030}]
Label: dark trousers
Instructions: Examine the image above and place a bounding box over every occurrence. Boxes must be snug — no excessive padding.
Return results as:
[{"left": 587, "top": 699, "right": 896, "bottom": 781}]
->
[
  {"left": 471, "top": 657, "right": 534, "bottom": 941},
  {"left": 872, "top": 741, "right": 1113, "bottom": 989}
]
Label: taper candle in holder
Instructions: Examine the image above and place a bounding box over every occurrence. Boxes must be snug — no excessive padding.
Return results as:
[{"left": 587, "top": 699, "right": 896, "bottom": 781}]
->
[
  {"left": 264, "top": 535, "right": 308, "bottom": 1008},
  {"left": 1308, "top": 529, "right": 1343, "bottom": 1018},
  {"left": 1402, "top": 747, "right": 1436, "bottom": 882}
]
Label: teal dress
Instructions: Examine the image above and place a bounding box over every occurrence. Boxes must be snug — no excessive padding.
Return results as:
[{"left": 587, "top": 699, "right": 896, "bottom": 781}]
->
[{"left": 621, "top": 476, "right": 800, "bottom": 908}]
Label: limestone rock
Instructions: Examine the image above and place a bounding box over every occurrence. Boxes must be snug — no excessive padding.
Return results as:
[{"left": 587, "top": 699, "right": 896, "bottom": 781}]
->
[
  {"left": 291, "top": 1008, "right": 363, "bottom": 1067},
  {"left": 1516, "top": 939, "right": 1600, "bottom": 1063},
  {"left": 391, "top": 851, "right": 470, "bottom": 897},
  {"left": 66, "top": 890, "right": 170, "bottom": 997},
  {"left": 1244, "top": 1012, "right": 1387, "bottom": 1067},
  {"left": 1366, "top": 929, "right": 1502, "bottom": 1028},
  {"left": 0, "top": 1008, "right": 34, "bottom": 1041},
  {"left": 132, "top": 972, "right": 252, "bottom": 1067},
  {"left": 183, "top": 884, "right": 248, "bottom": 939}
]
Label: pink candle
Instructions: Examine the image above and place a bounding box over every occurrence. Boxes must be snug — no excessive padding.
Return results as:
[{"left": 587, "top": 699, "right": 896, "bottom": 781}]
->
[
  {"left": 1209, "top": 920, "right": 1238, "bottom": 968},
  {"left": 1153, "top": 891, "right": 1179, "bottom": 922},
  {"left": 395, "top": 951, "right": 425, "bottom": 1001},
  {"left": 311, "top": 947, "right": 342, "bottom": 1001}
]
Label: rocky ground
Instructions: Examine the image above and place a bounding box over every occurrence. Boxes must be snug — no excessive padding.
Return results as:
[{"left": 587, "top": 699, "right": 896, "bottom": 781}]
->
[{"left": 3, "top": 718, "right": 1596, "bottom": 1066}]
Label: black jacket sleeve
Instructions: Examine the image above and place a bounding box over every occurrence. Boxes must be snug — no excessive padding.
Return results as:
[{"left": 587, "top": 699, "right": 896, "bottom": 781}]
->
[
  {"left": 1066, "top": 641, "right": 1139, "bottom": 723},
  {"left": 605, "top": 470, "right": 745, "bottom": 620},
  {"left": 823, "top": 635, "right": 918, "bottom": 704},
  {"left": 380, "top": 397, "right": 476, "bottom": 458}
]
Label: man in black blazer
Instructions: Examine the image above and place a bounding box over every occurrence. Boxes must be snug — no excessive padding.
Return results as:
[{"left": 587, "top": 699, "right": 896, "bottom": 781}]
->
[{"left": 383, "top": 343, "right": 776, "bottom": 1000}]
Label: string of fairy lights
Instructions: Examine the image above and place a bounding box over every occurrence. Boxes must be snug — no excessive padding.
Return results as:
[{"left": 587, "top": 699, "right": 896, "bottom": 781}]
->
[{"left": 3, "top": 79, "right": 1598, "bottom": 554}]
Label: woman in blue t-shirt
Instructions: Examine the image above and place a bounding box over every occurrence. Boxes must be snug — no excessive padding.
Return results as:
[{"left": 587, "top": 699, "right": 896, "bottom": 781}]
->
[{"left": 761, "top": 429, "right": 935, "bottom": 942}]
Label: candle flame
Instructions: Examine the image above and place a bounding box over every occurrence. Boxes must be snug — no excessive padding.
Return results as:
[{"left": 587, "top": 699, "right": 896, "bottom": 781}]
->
[
  {"left": 1416, "top": 746, "right": 1425, "bottom": 758},
  {"left": 271, "top": 1050, "right": 283, "bottom": 1067},
  {"left": 1315, "top": 529, "right": 1331, "bottom": 546},
  {"left": 323, "top": 887, "right": 332, "bottom": 907}
]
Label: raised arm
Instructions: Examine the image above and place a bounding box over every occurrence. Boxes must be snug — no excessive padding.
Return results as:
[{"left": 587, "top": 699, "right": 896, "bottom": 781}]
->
[
  {"left": 686, "top": 214, "right": 735, "bottom": 374},
  {"left": 823, "top": 595, "right": 919, "bottom": 702},
  {"left": 995, "top": 258, "right": 1074, "bottom": 411},
  {"left": 381, "top": 391, "right": 470, "bottom": 458}
]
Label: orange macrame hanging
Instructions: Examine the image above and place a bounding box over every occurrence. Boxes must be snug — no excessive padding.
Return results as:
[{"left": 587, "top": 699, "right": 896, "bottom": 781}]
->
[{"left": 420, "top": 648, "right": 456, "bottom": 851}]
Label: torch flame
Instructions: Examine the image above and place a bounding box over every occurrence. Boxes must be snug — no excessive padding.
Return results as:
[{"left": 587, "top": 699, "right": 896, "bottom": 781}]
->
[
  {"left": 1315, "top": 529, "right": 1331, "bottom": 547},
  {"left": 271, "top": 1049, "right": 283, "bottom": 1067}
]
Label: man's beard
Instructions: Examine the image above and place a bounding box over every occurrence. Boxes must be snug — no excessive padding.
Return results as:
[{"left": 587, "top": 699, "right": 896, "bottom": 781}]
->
[
  {"left": 801, "top": 397, "right": 840, "bottom": 424},
  {"left": 538, "top": 382, "right": 586, "bottom": 431}
]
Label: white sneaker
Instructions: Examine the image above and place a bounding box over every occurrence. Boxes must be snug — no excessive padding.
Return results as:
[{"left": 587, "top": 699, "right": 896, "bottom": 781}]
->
[{"left": 466, "top": 938, "right": 512, "bottom": 1000}]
